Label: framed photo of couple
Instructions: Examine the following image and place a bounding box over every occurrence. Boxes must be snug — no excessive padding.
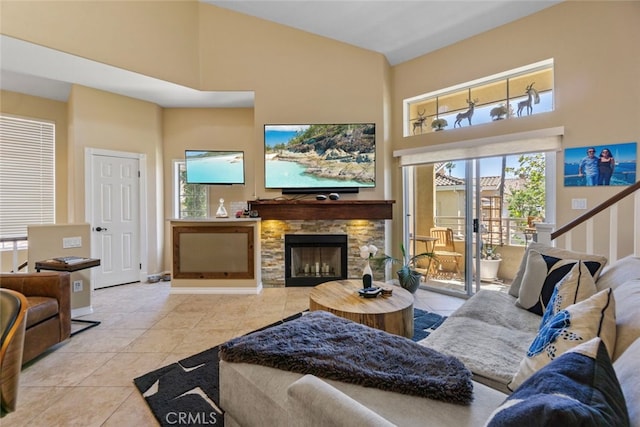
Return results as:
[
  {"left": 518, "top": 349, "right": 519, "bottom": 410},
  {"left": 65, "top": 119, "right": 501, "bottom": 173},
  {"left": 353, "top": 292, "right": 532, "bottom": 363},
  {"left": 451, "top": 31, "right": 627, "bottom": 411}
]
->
[{"left": 564, "top": 142, "right": 637, "bottom": 187}]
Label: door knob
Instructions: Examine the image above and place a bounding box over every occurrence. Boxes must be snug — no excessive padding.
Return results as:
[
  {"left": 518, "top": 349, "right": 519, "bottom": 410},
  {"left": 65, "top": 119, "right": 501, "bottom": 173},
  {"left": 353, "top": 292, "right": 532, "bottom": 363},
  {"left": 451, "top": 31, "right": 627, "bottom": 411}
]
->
[{"left": 95, "top": 226, "right": 108, "bottom": 232}]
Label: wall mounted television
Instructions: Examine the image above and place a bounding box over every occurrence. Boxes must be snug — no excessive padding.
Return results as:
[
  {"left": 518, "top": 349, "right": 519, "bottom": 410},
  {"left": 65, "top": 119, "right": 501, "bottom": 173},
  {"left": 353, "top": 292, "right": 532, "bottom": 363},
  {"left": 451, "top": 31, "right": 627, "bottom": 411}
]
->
[
  {"left": 264, "top": 123, "right": 375, "bottom": 194},
  {"left": 185, "top": 150, "right": 245, "bottom": 185}
]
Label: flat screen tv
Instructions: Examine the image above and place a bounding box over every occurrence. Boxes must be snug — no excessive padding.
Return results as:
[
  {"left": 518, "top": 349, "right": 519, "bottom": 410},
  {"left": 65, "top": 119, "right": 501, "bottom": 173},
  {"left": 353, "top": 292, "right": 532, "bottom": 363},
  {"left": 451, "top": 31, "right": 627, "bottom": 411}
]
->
[
  {"left": 264, "top": 123, "right": 375, "bottom": 193},
  {"left": 185, "top": 150, "right": 245, "bottom": 185}
]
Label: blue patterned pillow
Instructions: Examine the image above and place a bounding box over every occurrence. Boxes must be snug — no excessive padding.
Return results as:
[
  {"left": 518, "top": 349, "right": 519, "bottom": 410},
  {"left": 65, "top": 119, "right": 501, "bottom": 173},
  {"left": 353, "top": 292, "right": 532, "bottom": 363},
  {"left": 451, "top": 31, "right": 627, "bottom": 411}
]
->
[
  {"left": 488, "top": 338, "right": 629, "bottom": 427},
  {"left": 509, "top": 288, "right": 616, "bottom": 391},
  {"left": 539, "top": 261, "right": 597, "bottom": 327}
]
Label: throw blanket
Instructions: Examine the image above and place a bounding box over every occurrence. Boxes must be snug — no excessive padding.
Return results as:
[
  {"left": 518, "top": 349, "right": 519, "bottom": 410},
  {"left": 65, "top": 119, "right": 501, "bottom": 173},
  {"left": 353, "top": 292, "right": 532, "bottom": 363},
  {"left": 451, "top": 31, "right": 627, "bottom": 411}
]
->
[{"left": 219, "top": 311, "right": 473, "bottom": 404}]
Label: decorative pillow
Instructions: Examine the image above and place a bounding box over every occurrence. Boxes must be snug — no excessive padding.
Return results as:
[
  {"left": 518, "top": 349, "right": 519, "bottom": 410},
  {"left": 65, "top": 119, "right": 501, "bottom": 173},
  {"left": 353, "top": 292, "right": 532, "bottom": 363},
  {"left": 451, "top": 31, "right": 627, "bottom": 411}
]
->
[
  {"left": 509, "top": 288, "right": 616, "bottom": 391},
  {"left": 488, "top": 338, "right": 630, "bottom": 427},
  {"left": 539, "top": 261, "right": 597, "bottom": 327},
  {"left": 517, "top": 250, "right": 605, "bottom": 315},
  {"left": 509, "top": 242, "right": 607, "bottom": 298}
]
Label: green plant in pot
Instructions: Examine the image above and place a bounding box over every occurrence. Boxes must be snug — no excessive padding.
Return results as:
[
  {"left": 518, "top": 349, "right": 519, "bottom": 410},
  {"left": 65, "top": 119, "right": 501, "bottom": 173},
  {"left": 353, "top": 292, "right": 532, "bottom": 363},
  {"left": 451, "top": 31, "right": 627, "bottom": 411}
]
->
[
  {"left": 373, "top": 244, "right": 436, "bottom": 294},
  {"left": 489, "top": 104, "right": 510, "bottom": 121},
  {"left": 431, "top": 118, "right": 448, "bottom": 131}
]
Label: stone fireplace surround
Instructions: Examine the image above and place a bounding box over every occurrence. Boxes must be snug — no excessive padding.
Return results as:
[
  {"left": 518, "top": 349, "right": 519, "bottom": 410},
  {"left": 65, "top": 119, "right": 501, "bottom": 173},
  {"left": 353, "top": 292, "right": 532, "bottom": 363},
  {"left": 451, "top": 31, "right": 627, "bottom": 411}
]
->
[{"left": 261, "top": 219, "right": 386, "bottom": 287}]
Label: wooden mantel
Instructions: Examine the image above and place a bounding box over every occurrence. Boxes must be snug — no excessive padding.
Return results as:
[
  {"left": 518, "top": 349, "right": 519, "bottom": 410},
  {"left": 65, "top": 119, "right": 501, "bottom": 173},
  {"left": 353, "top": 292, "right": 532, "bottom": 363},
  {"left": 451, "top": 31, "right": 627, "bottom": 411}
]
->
[{"left": 248, "top": 199, "right": 394, "bottom": 220}]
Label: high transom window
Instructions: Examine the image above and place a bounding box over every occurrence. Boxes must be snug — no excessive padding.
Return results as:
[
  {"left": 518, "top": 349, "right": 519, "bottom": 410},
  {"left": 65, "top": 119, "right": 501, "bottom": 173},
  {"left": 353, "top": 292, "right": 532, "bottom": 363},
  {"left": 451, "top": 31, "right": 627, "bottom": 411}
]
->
[{"left": 404, "top": 59, "right": 554, "bottom": 136}]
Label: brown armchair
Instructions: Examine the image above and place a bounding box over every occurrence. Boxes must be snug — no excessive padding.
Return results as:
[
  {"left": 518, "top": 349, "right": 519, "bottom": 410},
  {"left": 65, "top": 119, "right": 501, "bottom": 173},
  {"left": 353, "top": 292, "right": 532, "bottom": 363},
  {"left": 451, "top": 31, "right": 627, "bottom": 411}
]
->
[
  {"left": 0, "top": 272, "right": 71, "bottom": 364},
  {"left": 1, "top": 288, "right": 28, "bottom": 414}
]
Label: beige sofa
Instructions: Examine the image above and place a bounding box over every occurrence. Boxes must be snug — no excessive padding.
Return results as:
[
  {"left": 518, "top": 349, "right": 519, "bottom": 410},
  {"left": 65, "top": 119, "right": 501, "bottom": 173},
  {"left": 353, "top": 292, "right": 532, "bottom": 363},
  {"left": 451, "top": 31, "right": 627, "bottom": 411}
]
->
[{"left": 220, "top": 254, "right": 640, "bottom": 426}]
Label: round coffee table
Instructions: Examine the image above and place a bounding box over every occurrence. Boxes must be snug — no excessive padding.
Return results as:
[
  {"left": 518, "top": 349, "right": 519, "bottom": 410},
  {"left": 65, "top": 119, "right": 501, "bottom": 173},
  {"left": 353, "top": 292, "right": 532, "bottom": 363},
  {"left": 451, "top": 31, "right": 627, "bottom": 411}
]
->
[{"left": 309, "top": 280, "right": 414, "bottom": 338}]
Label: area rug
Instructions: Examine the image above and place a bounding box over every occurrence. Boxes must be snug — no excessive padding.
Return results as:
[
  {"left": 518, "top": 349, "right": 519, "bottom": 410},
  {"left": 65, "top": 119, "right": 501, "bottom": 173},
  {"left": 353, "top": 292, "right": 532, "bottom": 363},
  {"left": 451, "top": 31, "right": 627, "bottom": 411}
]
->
[{"left": 133, "top": 308, "right": 447, "bottom": 427}]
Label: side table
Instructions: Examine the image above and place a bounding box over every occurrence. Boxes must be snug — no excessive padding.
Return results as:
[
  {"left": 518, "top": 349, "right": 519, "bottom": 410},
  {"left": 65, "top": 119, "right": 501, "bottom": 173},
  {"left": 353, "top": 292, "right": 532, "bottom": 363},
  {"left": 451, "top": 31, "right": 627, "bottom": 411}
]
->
[{"left": 35, "top": 258, "right": 101, "bottom": 336}]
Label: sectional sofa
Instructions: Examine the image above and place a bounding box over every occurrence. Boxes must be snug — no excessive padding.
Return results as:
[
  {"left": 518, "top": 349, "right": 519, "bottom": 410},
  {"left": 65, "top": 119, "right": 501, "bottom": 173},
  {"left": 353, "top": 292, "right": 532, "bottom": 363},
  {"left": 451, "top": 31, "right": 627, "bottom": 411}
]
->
[{"left": 220, "top": 247, "right": 640, "bottom": 426}]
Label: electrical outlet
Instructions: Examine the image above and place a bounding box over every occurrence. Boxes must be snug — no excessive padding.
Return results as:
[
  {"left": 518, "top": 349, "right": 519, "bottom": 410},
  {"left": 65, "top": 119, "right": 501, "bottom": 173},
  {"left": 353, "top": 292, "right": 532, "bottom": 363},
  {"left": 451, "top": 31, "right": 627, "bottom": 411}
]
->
[
  {"left": 63, "top": 236, "right": 82, "bottom": 248},
  {"left": 73, "top": 280, "right": 83, "bottom": 292}
]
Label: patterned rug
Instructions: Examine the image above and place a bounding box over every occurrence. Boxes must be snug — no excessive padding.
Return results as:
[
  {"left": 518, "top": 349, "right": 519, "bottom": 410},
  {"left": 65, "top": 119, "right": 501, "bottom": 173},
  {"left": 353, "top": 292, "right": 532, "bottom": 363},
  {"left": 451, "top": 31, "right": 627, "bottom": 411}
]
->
[{"left": 133, "top": 308, "right": 446, "bottom": 427}]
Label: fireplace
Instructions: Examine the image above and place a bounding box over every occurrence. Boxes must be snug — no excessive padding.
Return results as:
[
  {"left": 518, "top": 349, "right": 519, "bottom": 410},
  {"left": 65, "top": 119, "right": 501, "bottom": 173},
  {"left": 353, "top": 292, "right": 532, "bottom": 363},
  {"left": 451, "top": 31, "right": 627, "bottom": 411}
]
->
[{"left": 285, "top": 234, "right": 348, "bottom": 286}]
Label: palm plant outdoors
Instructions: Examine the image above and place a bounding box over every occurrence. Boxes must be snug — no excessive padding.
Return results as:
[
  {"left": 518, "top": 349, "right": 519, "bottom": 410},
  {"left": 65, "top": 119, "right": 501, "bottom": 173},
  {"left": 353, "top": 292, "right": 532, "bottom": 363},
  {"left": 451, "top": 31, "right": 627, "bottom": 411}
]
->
[{"left": 373, "top": 243, "right": 436, "bottom": 293}]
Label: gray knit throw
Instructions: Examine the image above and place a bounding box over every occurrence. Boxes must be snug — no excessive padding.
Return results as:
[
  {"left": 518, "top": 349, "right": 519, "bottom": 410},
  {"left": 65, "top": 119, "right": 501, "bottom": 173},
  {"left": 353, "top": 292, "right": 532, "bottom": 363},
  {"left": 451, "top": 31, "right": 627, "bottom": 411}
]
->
[{"left": 219, "top": 311, "right": 473, "bottom": 404}]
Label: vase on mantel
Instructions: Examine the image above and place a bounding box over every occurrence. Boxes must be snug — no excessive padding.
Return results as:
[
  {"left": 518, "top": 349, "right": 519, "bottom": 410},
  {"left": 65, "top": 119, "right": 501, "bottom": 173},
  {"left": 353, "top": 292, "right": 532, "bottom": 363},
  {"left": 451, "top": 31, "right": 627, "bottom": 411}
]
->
[{"left": 362, "top": 260, "right": 373, "bottom": 289}]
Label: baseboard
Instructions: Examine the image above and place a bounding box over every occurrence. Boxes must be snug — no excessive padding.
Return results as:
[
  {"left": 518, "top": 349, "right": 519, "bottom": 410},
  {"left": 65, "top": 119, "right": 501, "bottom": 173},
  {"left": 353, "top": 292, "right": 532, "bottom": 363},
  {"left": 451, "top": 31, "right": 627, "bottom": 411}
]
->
[
  {"left": 169, "top": 283, "right": 263, "bottom": 295},
  {"left": 71, "top": 305, "right": 94, "bottom": 317}
]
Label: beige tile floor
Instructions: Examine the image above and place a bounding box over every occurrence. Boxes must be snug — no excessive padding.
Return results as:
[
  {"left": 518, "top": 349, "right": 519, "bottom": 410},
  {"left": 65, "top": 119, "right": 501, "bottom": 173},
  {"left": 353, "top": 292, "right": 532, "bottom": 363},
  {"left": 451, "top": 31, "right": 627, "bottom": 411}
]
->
[{"left": 3, "top": 282, "right": 463, "bottom": 426}]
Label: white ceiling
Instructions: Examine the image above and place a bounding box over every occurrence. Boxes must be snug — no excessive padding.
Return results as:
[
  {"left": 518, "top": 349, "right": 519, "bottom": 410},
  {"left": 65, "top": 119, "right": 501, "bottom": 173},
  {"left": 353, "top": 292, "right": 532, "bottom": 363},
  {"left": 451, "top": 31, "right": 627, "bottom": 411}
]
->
[{"left": 0, "top": 1, "right": 561, "bottom": 107}]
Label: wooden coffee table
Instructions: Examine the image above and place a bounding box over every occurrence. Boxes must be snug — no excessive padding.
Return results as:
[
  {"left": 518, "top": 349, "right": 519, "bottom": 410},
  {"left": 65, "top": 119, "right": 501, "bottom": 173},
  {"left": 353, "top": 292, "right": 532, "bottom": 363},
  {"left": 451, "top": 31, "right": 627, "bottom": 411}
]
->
[{"left": 309, "top": 279, "right": 414, "bottom": 338}]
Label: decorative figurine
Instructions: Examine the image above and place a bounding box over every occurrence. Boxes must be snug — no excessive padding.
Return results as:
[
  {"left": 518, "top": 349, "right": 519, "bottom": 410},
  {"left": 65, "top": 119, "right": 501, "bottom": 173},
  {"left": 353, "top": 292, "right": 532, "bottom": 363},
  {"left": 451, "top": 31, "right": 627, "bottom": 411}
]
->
[
  {"left": 215, "top": 198, "right": 228, "bottom": 218},
  {"left": 454, "top": 98, "right": 479, "bottom": 128},
  {"left": 517, "top": 82, "right": 540, "bottom": 117}
]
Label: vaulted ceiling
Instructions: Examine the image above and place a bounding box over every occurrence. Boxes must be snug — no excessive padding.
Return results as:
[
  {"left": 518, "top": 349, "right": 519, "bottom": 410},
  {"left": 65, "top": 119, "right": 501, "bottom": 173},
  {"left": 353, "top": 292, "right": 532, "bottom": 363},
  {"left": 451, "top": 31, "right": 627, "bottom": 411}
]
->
[{"left": 0, "top": 1, "right": 561, "bottom": 107}]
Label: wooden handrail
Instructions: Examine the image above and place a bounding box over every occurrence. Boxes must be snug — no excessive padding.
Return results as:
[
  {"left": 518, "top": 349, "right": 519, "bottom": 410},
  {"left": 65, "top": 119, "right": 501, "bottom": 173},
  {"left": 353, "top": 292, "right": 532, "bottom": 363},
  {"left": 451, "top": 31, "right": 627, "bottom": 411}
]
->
[{"left": 551, "top": 180, "right": 640, "bottom": 240}]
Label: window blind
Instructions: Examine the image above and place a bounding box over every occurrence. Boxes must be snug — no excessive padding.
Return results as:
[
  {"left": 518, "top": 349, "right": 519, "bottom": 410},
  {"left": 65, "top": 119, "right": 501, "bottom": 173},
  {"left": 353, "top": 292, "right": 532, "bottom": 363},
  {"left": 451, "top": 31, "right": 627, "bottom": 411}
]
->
[{"left": 0, "top": 115, "right": 55, "bottom": 239}]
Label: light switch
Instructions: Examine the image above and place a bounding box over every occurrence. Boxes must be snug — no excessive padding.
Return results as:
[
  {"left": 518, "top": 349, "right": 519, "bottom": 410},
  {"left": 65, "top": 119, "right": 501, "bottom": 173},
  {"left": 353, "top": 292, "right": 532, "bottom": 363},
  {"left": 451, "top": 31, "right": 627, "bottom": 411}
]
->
[
  {"left": 63, "top": 236, "right": 82, "bottom": 248},
  {"left": 571, "top": 199, "right": 587, "bottom": 210}
]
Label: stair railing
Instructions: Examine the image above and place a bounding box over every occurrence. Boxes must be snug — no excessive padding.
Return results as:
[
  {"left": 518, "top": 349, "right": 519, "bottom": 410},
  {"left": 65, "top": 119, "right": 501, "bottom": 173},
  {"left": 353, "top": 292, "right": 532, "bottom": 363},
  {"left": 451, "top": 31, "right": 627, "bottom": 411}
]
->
[{"left": 536, "top": 180, "right": 640, "bottom": 262}]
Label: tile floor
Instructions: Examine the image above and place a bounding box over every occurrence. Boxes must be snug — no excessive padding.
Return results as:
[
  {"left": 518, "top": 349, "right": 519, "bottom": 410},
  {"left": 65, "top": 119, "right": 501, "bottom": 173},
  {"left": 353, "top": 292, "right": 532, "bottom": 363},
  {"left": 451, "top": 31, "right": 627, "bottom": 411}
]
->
[{"left": 3, "top": 282, "right": 464, "bottom": 426}]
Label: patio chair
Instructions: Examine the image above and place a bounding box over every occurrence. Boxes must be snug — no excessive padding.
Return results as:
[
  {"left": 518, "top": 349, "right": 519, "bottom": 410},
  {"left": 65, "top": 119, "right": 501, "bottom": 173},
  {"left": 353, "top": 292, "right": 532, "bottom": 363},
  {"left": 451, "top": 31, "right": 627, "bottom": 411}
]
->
[{"left": 429, "top": 227, "right": 463, "bottom": 279}]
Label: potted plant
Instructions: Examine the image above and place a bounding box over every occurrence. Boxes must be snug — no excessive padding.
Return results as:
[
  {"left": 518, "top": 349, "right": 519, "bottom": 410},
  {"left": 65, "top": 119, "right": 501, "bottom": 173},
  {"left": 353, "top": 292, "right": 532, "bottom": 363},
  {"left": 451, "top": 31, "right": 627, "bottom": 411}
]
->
[
  {"left": 475, "top": 244, "right": 501, "bottom": 281},
  {"left": 374, "top": 243, "right": 435, "bottom": 293},
  {"left": 489, "top": 104, "right": 510, "bottom": 121},
  {"left": 431, "top": 118, "right": 448, "bottom": 131}
]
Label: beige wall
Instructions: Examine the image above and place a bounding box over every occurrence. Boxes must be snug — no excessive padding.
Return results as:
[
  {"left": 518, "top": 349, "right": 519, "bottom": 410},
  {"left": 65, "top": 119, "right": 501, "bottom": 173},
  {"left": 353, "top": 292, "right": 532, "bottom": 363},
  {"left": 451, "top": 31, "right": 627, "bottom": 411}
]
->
[
  {"left": 197, "top": 5, "right": 390, "bottom": 201},
  {"left": 162, "top": 107, "right": 255, "bottom": 269},
  {"left": 1, "top": 1, "right": 638, "bottom": 275},
  {"left": 68, "top": 85, "right": 164, "bottom": 275},
  {"left": 391, "top": 1, "right": 640, "bottom": 257},
  {"left": 0, "top": 0, "right": 201, "bottom": 88},
  {"left": 27, "top": 224, "right": 92, "bottom": 311}
]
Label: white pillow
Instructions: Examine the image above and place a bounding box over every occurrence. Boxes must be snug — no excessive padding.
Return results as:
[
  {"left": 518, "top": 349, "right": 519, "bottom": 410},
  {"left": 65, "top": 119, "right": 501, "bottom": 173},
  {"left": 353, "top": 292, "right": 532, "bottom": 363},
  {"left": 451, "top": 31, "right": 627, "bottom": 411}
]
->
[
  {"left": 509, "top": 242, "right": 607, "bottom": 298},
  {"left": 516, "top": 250, "right": 606, "bottom": 316},
  {"left": 539, "top": 261, "right": 597, "bottom": 327},
  {"left": 509, "top": 288, "right": 616, "bottom": 391}
]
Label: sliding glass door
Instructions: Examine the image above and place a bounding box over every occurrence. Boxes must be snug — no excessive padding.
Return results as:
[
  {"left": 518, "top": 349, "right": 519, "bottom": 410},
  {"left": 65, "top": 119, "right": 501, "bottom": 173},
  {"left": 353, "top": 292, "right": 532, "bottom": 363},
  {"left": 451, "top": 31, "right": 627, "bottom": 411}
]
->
[{"left": 403, "top": 152, "right": 550, "bottom": 297}]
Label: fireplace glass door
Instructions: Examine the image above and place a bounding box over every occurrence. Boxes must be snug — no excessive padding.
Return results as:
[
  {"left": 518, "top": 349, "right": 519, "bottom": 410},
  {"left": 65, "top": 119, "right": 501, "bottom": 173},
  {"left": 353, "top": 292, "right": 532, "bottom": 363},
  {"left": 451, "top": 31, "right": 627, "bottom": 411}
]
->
[{"left": 285, "top": 234, "right": 347, "bottom": 286}]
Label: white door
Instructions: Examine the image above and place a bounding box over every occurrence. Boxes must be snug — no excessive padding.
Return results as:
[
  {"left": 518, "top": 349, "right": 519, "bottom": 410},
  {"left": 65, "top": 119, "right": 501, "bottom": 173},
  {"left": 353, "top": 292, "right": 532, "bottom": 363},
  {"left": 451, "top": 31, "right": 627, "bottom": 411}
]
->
[{"left": 91, "top": 154, "right": 140, "bottom": 289}]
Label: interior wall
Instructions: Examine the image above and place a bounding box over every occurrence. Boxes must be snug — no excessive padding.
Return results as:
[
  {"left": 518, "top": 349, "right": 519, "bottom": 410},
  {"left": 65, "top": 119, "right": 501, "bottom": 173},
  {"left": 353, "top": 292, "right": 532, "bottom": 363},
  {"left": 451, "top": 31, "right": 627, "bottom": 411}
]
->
[
  {"left": 162, "top": 107, "right": 255, "bottom": 269},
  {"left": 68, "top": 85, "right": 164, "bottom": 275},
  {"left": 27, "top": 223, "right": 91, "bottom": 311},
  {"left": 391, "top": 1, "right": 640, "bottom": 257},
  {"left": 0, "top": 0, "right": 200, "bottom": 88},
  {"left": 197, "top": 4, "right": 390, "bottom": 202}
]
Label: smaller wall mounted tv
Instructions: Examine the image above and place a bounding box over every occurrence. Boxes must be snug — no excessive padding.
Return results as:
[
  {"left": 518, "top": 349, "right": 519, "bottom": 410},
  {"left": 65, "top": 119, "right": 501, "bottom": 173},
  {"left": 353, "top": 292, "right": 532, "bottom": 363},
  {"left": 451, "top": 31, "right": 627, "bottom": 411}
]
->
[
  {"left": 185, "top": 150, "right": 245, "bottom": 185},
  {"left": 264, "top": 123, "right": 375, "bottom": 194}
]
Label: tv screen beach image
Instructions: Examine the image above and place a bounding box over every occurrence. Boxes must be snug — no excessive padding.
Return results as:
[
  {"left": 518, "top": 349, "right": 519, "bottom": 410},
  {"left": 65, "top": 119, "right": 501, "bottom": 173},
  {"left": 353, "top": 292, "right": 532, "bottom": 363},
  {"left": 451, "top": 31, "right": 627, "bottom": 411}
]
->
[
  {"left": 264, "top": 124, "right": 375, "bottom": 189},
  {"left": 185, "top": 151, "right": 244, "bottom": 184}
]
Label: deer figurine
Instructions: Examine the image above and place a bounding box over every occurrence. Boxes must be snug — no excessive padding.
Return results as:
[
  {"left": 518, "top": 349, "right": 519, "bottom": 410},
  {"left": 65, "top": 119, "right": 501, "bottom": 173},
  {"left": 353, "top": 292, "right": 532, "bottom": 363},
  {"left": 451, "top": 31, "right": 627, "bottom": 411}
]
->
[
  {"left": 454, "top": 98, "right": 478, "bottom": 128},
  {"left": 412, "top": 109, "right": 427, "bottom": 135},
  {"left": 517, "top": 82, "right": 540, "bottom": 117}
]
